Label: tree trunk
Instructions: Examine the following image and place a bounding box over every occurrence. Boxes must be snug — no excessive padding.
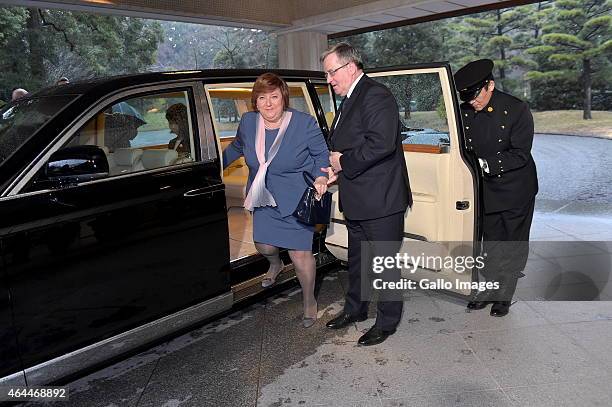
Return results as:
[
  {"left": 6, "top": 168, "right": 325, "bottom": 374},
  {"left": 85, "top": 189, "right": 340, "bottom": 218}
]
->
[
  {"left": 404, "top": 84, "right": 412, "bottom": 120},
  {"left": 582, "top": 58, "right": 592, "bottom": 120},
  {"left": 534, "top": 2, "right": 544, "bottom": 39},
  {"left": 26, "top": 8, "right": 45, "bottom": 88},
  {"left": 496, "top": 10, "right": 506, "bottom": 91}
]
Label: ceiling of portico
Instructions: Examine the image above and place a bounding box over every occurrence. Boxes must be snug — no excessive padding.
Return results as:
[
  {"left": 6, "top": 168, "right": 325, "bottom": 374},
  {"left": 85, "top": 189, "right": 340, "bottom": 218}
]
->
[{"left": 1, "top": 0, "right": 533, "bottom": 35}]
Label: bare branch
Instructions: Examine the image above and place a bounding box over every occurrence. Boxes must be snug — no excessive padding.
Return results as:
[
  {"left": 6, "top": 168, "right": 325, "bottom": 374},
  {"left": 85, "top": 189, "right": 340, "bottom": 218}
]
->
[{"left": 38, "top": 9, "right": 75, "bottom": 51}]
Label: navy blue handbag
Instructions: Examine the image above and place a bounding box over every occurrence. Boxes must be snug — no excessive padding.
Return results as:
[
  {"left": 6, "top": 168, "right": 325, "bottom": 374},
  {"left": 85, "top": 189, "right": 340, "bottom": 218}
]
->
[{"left": 293, "top": 172, "right": 332, "bottom": 225}]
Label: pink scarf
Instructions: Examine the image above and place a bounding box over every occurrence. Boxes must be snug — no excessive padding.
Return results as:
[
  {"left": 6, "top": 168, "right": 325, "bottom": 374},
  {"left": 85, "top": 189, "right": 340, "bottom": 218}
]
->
[{"left": 243, "top": 111, "right": 292, "bottom": 211}]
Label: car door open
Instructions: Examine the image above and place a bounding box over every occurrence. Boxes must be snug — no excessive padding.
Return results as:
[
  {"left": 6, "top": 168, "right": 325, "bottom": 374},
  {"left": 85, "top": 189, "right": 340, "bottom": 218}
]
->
[{"left": 324, "top": 64, "right": 481, "bottom": 296}]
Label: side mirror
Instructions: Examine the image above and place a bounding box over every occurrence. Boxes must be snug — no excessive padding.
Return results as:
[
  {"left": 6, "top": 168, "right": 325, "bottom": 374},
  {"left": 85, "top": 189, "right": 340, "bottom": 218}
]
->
[{"left": 45, "top": 145, "right": 109, "bottom": 187}]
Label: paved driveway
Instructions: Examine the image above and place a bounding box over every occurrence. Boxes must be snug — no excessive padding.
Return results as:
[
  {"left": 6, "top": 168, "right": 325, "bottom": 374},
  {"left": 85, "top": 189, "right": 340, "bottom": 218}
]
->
[{"left": 533, "top": 134, "right": 612, "bottom": 210}]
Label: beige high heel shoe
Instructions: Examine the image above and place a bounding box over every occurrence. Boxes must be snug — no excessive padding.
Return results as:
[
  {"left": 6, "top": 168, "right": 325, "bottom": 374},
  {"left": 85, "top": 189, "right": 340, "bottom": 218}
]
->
[
  {"left": 302, "top": 302, "right": 318, "bottom": 328},
  {"left": 261, "top": 261, "right": 284, "bottom": 288}
]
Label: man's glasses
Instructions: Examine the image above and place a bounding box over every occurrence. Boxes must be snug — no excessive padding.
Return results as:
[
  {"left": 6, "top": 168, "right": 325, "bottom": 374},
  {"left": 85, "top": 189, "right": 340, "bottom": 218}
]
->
[{"left": 324, "top": 62, "right": 350, "bottom": 78}]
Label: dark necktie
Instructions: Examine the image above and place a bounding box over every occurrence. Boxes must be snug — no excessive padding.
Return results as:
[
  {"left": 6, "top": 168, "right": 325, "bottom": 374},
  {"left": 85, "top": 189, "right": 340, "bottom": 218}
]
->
[{"left": 332, "top": 97, "right": 346, "bottom": 130}]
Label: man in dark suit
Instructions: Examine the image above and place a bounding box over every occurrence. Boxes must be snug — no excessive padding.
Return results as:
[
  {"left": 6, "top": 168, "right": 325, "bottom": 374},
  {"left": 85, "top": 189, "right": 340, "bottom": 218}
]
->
[
  {"left": 454, "top": 59, "right": 538, "bottom": 317},
  {"left": 321, "top": 42, "right": 412, "bottom": 346}
]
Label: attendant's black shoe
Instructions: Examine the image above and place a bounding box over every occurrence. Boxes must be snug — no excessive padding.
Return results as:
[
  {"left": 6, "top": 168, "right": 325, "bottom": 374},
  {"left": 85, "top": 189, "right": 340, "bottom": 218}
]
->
[
  {"left": 357, "top": 326, "right": 396, "bottom": 346},
  {"left": 467, "top": 301, "right": 491, "bottom": 310},
  {"left": 325, "top": 312, "right": 367, "bottom": 329},
  {"left": 490, "top": 301, "right": 511, "bottom": 317}
]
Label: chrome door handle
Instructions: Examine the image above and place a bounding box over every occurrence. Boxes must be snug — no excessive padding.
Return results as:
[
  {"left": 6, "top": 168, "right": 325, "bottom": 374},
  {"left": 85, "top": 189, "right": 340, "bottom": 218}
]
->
[{"left": 184, "top": 188, "right": 214, "bottom": 198}]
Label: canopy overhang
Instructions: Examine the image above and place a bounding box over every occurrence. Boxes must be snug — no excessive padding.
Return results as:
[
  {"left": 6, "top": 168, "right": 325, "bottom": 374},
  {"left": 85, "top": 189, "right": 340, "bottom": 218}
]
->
[{"left": 1, "top": 0, "right": 539, "bottom": 36}]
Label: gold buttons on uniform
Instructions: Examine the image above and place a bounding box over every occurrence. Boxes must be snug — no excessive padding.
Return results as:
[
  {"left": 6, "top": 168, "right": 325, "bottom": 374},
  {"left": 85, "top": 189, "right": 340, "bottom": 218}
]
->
[
  {"left": 498, "top": 160, "right": 502, "bottom": 163},
  {"left": 504, "top": 110, "right": 508, "bottom": 115},
  {"left": 497, "top": 175, "right": 501, "bottom": 178},
  {"left": 465, "top": 113, "right": 468, "bottom": 117},
  {"left": 501, "top": 125, "right": 505, "bottom": 129},
  {"left": 487, "top": 107, "right": 494, "bottom": 112},
  {"left": 469, "top": 138, "right": 472, "bottom": 142},
  {"left": 466, "top": 126, "right": 469, "bottom": 129}
]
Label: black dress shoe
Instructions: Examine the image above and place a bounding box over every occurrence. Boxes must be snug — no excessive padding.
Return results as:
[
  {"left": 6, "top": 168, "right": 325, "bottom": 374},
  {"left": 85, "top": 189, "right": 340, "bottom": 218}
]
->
[
  {"left": 490, "top": 301, "right": 511, "bottom": 317},
  {"left": 467, "top": 301, "right": 491, "bottom": 310},
  {"left": 326, "top": 312, "right": 367, "bottom": 329},
  {"left": 358, "top": 326, "right": 396, "bottom": 346}
]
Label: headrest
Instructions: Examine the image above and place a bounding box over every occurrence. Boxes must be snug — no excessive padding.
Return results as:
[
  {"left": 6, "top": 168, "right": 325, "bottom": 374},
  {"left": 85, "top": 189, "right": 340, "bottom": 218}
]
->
[
  {"left": 113, "top": 148, "right": 143, "bottom": 166},
  {"left": 142, "top": 149, "right": 178, "bottom": 169}
]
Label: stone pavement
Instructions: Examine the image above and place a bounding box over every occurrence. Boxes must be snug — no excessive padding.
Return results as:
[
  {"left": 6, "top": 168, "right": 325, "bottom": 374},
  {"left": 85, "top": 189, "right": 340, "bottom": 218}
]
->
[{"left": 25, "top": 209, "right": 612, "bottom": 407}]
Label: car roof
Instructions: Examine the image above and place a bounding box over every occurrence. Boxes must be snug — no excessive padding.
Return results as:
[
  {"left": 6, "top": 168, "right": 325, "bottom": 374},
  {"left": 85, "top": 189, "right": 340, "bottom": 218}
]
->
[{"left": 34, "top": 69, "right": 327, "bottom": 98}]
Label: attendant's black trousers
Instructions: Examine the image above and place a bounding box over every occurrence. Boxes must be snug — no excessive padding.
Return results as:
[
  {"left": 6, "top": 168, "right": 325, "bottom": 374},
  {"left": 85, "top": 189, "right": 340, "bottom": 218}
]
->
[
  {"left": 482, "top": 198, "right": 536, "bottom": 301},
  {"left": 344, "top": 211, "right": 405, "bottom": 331}
]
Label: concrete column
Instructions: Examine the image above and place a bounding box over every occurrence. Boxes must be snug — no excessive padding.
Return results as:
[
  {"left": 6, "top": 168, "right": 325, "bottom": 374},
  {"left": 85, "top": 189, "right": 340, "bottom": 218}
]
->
[{"left": 278, "top": 31, "right": 328, "bottom": 71}]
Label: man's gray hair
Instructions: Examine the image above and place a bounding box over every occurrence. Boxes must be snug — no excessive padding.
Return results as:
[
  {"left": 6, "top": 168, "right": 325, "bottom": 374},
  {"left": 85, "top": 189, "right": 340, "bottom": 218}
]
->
[{"left": 320, "top": 42, "right": 364, "bottom": 70}]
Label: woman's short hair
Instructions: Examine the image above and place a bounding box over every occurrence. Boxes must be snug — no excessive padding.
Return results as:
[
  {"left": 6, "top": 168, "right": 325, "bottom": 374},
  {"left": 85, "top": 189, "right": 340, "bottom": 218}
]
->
[
  {"left": 251, "top": 73, "right": 290, "bottom": 111},
  {"left": 165, "top": 103, "right": 188, "bottom": 125}
]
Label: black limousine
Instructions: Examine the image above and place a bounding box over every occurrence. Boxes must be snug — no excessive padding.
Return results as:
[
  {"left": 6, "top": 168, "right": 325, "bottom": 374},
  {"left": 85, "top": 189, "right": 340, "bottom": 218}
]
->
[{"left": 0, "top": 65, "right": 482, "bottom": 387}]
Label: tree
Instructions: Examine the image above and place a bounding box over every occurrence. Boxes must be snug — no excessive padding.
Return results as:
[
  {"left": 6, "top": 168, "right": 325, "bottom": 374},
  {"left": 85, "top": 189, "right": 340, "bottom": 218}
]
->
[
  {"left": 154, "top": 23, "right": 277, "bottom": 71},
  {"left": 526, "top": 0, "right": 612, "bottom": 119},
  {"left": 211, "top": 27, "right": 277, "bottom": 69},
  {"left": 155, "top": 22, "right": 221, "bottom": 71},
  {"left": 329, "top": 32, "right": 373, "bottom": 66},
  {"left": 370, "top": 23, "right": 446, "bottom": 119},
  {"left": 0, "top": 6, "right": 163, "bottom": 96},
  {"left": 211, "top": 29, "right": 247, "bottom": 68},
  {"left": 0, "top": 7, "right": 28, "bottom": 100},
  {"left": 446, "top": 7, "right": 533, "bottom": 93},
  {"left": 38, "top": 10, "right": 163, "bottom": 77},
  {"left": 0, "top": 7, "right": 26, "bottom": 45}
]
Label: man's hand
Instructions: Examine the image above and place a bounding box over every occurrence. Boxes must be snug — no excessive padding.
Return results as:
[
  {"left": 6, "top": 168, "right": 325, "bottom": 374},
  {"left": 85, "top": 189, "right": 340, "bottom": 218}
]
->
[
  {"left": 330, "top": 151, "right": 343, "bottom": 173},
  {"left": 321, "top": 167, "right": 338, "bottom": 185}
]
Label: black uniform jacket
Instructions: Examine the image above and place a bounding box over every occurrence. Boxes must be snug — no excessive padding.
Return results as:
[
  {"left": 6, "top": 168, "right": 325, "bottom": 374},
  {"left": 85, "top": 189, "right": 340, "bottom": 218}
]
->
[
  {"left": 461, "top": 89, "right": 538, "bottom": 214},
  {"left": 329, "top": 75, "right": 412, "bottom": 221}
]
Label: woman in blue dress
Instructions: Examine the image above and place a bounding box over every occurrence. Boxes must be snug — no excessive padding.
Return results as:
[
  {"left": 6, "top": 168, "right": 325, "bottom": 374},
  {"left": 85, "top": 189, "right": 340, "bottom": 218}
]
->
[{"left": 223, "top": 73, "right": 330, "bottom": 328}]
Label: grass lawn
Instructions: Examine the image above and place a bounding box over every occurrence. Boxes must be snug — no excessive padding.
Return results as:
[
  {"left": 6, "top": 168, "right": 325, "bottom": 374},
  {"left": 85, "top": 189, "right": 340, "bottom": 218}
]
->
[
  {"left": 141, "top": 109, "right": 611, "bottom": 139},
  {"left": 405, "top": 110, "right": 611, "bottom": 139},
  {"left": 532, "top": 110, "right": 611, "bottom": 139}
]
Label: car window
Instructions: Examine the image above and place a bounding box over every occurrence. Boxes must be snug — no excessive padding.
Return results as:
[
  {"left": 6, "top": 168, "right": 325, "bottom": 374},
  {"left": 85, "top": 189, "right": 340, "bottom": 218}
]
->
[
  {"left": 371, "top": 73, "right": 451, "bottom": 150},
  {"left": 205, "top": 82, "right": 315, "bottom": 140},
  {"left": 65, "top": 90, "right": 196, "bottom": 176},
  {"left": 314, "top": 83, "right": 335, "bottom": 128},
  {"left": 0, "top": 96, "right": 76, "bottom": 168}
]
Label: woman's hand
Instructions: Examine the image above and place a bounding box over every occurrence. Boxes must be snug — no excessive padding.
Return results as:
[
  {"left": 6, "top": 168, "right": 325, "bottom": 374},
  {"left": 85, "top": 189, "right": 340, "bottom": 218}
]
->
[
  {"left": 321, "top": 167, "right": 338, "bottom": 185},
  {"left": 313, "top": 176, "right": 328, "bottom": 200}
]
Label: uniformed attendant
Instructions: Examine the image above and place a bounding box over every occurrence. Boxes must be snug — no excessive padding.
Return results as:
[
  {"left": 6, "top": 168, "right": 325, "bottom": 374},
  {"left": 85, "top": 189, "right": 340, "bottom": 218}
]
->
[{"left": 454, "top": 59, "right": 538, "bottom": 317}]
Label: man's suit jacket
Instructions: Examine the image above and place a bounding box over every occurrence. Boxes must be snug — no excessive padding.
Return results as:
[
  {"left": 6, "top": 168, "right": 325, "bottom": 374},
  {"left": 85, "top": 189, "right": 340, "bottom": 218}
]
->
[{"left": 330, "top": 75, "right": 412, "bottom": 221}]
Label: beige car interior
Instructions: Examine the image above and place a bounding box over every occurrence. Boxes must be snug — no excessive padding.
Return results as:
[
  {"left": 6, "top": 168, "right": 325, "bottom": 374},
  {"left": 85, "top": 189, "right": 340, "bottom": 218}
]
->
[
  {"left": 206, "top": 83, "right": 333, "bottom": 262},
  {"left": 205, "top": 74, "right": 475, "bottom": 294},
  {"left": 323, "top": 68, "right": 476, "bottom": 295},
  {"left": 66, "top": 91, "right": 195, "bottom": 176}
]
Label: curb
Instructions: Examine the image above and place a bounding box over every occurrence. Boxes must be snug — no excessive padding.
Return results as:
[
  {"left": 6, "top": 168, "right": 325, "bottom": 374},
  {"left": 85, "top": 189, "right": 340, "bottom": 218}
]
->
[{"left": 535, "top": 132, "right": 612, "bottom": 140}]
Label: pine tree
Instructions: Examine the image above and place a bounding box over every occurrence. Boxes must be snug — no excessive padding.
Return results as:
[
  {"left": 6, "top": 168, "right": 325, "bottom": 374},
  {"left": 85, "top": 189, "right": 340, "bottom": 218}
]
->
[
  {"left": 446, "top": 6, "right": 534, "bottom": 93},
  {"left": 526, "top": 0, "right": 611, "bottom": 119}
]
